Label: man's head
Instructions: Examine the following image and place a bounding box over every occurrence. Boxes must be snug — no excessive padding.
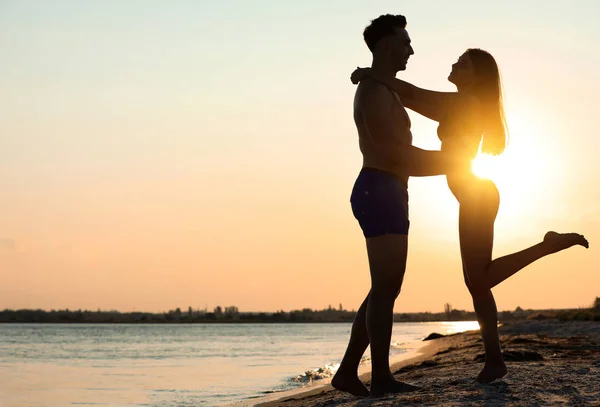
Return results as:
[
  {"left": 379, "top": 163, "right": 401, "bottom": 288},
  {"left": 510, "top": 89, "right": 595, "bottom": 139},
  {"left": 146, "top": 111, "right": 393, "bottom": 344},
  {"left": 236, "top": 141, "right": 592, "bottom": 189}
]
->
[{"left": 363, "top": 14, "right": 414, "bottom": 71}]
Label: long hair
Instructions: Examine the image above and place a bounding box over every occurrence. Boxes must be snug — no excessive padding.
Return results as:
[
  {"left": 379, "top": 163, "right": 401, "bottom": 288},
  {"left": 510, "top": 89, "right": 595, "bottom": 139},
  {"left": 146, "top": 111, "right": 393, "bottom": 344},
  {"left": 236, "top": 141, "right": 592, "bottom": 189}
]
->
[{"left": 466, "top": 48, "right": 508, "bottom": 155}]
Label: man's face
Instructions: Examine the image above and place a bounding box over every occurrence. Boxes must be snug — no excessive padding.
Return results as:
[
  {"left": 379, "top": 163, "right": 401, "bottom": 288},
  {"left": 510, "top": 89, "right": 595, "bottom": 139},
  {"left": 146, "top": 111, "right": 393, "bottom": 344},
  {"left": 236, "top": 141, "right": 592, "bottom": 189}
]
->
[{"left": 386, "top": 27, "right": 414, "bottom": 71}]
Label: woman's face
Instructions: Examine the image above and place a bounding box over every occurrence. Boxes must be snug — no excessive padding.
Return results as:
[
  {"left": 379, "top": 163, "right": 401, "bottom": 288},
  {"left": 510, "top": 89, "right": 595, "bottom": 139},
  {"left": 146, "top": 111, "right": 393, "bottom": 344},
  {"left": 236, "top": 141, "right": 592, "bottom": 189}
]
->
[{"left": 448, "top": 52, "right": 476, "bottom": 88}]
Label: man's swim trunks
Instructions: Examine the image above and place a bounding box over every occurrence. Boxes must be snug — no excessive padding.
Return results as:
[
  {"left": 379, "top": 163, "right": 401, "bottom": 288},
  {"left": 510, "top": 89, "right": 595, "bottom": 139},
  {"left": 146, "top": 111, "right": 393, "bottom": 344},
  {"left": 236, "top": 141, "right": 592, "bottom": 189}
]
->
[{"left": 350, "top": 167, "right": 409, "bottom": 237}]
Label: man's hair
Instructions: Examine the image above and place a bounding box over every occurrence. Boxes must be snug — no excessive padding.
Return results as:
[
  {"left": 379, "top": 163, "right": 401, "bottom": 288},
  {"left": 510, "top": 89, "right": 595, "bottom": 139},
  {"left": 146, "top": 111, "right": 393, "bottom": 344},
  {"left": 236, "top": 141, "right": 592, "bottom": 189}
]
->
[{"left": 363, "top": 14, "right": 407, "bottom": 52}]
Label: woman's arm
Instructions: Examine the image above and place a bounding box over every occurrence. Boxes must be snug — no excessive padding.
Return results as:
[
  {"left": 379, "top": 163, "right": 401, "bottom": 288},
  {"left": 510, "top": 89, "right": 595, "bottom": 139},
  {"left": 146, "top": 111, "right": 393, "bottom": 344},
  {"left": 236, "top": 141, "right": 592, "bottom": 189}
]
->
[
  {"left": 399, "top": 97, "right": 446, "bottom": 122},
  {"left": 351, "top": 67, "right": 459, "bottom": 122}
]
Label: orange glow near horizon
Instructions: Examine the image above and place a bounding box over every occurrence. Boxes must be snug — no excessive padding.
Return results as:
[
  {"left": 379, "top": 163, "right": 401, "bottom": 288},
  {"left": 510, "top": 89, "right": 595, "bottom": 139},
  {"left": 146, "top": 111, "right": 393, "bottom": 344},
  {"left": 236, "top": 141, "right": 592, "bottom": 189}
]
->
[{"left": 1, "top": 2, "right": 598, "bottom": 314}]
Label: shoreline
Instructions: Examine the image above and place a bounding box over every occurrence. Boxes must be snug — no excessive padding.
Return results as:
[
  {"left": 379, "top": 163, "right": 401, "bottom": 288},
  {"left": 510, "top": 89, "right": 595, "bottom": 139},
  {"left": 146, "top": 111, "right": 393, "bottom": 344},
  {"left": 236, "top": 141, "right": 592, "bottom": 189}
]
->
[
  {"left": 239, "top": 335, "right": 446, "bottom": 407},
  {"left": 251, "top": 320, "right": 600, "bottom": 407}
]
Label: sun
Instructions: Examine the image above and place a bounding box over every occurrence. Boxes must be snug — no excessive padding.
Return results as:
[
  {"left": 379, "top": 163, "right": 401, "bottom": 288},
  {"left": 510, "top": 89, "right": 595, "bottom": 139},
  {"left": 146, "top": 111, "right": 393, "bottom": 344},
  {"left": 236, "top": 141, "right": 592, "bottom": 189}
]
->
[
  {"left": 452, "top": 109, "right": 565, "bottom": 236},
  {"left": 471, "top": 153, "right": 502, "bottom": 180}
]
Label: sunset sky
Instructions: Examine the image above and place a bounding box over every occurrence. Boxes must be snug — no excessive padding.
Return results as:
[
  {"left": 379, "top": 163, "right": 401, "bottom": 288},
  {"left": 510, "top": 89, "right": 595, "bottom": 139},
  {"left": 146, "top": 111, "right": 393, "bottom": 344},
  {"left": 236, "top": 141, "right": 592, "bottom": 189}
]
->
[{"left": 1, "top": 1, "right": 598, "bottom": 314}]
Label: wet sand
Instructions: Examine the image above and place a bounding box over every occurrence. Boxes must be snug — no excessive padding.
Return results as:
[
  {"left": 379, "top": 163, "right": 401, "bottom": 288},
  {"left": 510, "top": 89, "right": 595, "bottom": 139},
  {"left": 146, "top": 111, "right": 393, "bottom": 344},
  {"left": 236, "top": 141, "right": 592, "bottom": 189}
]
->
[{"left": 258, "top": 320, "right": 600, "bottom": 406}]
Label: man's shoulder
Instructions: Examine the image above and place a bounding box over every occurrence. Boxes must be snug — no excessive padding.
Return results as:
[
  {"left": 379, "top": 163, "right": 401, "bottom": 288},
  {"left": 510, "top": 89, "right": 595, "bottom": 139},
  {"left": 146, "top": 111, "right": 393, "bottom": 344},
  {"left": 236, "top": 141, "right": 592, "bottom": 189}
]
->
[
  {"left": 355, "top": 79, "right": 394, "bottom": 108},
  {"left": 357, "top": 78, "right": 391, "bottom": 95}
]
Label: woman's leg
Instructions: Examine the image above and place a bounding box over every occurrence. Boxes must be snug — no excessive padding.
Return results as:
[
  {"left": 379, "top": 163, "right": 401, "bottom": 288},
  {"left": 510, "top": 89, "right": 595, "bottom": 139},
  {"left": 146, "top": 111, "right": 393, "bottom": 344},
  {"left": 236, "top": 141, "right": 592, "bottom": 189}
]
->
[
  {"left": 482, "top": 231, "right": 588, "bottom": 289},
  {"left": 460, "top": 180, "right": 588, "bottom": 382},
  {"left": 459, "top": 200, "right": 507, "bottom": 383}
]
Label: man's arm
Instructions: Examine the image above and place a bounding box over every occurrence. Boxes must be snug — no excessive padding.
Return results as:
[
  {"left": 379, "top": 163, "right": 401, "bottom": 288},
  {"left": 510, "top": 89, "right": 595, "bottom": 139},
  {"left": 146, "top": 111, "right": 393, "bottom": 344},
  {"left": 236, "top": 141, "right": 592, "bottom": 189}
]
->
[
  {"left": 360, "top": 84, "right": 461, "bottom": 177},
  {"left": 394, "top": 142, "right": 460, "bottom": 177}
]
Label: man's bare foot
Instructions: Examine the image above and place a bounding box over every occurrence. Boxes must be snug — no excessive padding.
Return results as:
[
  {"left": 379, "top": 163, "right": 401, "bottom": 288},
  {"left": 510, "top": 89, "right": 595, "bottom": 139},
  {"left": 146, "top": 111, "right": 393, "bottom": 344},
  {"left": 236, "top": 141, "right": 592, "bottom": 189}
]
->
[
  {"left": 544, "top": 231, "right": 589, "bottom": 254},
  {"left": 476, "top": 361, "right": 507, "bottom": 384},
  {"left": 370, "top": 377, "right": 420, "bottom": 397},
  {"left": 331, "top": 371, "right": 370, "bottom": 397}
]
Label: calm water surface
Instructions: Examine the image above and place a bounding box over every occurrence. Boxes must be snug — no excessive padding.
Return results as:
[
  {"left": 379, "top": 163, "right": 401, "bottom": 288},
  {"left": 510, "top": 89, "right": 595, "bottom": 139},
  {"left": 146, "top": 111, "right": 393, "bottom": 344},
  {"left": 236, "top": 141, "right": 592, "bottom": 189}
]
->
[{"left": 0, "top": 322, "right": 479, "bottom": 407}]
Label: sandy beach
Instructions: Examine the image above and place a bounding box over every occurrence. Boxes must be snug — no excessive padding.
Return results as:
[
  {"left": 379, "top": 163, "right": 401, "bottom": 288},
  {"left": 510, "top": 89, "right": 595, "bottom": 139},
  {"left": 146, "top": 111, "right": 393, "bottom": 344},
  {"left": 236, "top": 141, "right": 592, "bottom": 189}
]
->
[{"left": 258, "top": 320, "right": 600, "bottom": 406}]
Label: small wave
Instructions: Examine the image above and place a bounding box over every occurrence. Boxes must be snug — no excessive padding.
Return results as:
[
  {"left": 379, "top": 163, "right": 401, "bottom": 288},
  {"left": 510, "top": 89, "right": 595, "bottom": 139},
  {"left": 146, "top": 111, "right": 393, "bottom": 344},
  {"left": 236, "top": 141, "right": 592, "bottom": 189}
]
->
[
  {"left": 390, "top": 342, "right": 408, "bottom": 355},
  {"left": 290, "top": 347, "right": 406, "bottom": 386},
  {"left": 259, "top": 389, "right": 284, "bottom": 394},
  {"left": 292, "top": 362, "right": 340, "bottom": 384}
]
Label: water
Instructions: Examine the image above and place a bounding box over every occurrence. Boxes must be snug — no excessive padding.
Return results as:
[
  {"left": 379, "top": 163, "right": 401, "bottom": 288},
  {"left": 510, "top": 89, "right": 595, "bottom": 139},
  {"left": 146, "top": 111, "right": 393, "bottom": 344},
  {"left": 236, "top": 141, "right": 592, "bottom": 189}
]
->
[{"left": 0, "top": 321, "right": 479, "bottom": 407}]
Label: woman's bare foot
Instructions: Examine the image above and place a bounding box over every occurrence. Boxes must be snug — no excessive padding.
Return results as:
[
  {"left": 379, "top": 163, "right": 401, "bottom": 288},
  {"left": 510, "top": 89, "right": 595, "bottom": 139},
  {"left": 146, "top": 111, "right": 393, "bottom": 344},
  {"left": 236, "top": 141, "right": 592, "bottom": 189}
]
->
[
  {"left": 476, "top": 361, "right": 507, "bottom": 384},
  {"left": 370, "top": 377, "right": 420, "bottom": 397},
  {"left": 331, "top": 370, "right": 370, "bottom": 397},
  {"left": 543, "top": 231, "right": 589, "bottom": 254}
]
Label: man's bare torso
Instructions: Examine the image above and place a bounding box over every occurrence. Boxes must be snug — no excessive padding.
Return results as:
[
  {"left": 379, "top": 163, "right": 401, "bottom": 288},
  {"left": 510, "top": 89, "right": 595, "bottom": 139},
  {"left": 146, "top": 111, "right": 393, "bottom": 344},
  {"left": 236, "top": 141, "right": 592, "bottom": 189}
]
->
[{"left": 353, "top": 78, "right": 413, "bottom": 183}]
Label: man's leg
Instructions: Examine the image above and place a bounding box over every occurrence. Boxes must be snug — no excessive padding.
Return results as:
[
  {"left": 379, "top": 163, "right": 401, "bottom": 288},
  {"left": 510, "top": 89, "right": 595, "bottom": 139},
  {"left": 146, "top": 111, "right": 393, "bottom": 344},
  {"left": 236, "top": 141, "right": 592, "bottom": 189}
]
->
[
  {"left": 335, "top": 168, "right": 417, "bottom": 397},
  {"left": 331, "top": 292, "right": 371, "bottom": 396},
  {"left": 365, "top": 234, "right": 419, "bottom": 396}
]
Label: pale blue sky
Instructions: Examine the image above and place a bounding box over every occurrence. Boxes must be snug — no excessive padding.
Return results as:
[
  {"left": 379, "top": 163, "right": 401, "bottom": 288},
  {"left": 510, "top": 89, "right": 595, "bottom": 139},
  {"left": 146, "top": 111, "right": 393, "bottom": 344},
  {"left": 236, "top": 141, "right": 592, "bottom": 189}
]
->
[{"left": 1, "top": 1, "right": 599, "bottom": 312}]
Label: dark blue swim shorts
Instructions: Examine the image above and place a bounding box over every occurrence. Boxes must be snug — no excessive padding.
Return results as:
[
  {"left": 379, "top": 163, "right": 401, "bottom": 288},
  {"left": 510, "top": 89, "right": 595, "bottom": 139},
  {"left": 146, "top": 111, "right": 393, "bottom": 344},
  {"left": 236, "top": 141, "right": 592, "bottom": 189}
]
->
[{"left": 350, "top": 167, "right": 409, "bottom": 237}]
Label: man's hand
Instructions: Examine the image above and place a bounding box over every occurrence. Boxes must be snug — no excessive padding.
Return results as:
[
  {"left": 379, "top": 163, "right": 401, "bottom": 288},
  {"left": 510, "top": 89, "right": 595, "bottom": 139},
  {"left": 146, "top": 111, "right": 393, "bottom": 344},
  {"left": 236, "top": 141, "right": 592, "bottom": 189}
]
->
[{"left": 350, "top": 67, "right": 372, "bottom": 85}]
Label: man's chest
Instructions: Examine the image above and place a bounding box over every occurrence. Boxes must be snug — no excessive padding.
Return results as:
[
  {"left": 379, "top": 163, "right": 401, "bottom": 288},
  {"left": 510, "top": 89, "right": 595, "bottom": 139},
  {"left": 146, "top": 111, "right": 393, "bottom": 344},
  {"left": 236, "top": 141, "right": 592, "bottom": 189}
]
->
[{"left": 391, "top": 93, "right": 411, "bottom": 129}]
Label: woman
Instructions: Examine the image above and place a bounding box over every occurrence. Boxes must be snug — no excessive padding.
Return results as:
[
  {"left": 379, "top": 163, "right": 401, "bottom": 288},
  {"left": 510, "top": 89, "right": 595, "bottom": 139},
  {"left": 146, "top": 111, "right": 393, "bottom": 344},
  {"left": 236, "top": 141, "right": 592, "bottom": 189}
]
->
[{"left": 351, "top": 48, "right": 589, "bottom": 383}]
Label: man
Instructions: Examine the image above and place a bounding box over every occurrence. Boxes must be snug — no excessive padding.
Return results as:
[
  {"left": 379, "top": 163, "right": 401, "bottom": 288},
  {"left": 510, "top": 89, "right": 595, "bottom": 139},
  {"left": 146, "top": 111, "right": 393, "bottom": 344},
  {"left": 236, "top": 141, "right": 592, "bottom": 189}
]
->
[{"left": 330, "top": 14, "right": 462, "bottom": 397}]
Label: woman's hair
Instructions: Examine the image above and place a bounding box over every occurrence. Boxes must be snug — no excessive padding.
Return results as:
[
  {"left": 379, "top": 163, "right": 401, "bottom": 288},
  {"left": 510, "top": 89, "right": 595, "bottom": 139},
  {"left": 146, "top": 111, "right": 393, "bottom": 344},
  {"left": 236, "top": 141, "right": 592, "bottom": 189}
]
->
[{"left": 466, "top": 48, "right": 508, "bottom": 155}]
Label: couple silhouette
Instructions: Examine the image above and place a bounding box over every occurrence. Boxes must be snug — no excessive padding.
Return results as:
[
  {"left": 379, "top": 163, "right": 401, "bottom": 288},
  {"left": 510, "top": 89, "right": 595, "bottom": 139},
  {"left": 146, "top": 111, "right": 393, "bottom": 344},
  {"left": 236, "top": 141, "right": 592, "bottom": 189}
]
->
[{"left": 331, "top": 14, "right": 589, "bottom": 398}]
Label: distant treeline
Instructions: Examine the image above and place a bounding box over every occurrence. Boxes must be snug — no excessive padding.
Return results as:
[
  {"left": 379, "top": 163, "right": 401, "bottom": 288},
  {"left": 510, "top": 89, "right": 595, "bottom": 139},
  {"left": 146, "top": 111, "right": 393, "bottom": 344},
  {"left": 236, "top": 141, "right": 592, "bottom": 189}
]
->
[{"left": 2, "top": 298, "right": 599, "bottom": 323}]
